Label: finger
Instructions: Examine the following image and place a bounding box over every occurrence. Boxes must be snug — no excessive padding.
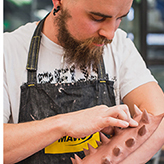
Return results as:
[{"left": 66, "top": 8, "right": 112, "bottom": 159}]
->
[
  {"left": 104, "top": 105, "right": 138, "bottom": 127},
  {"left": 121, "top": 104, "right": 131, "bottom": 121},
  {"left": 129, "top": 118, "right": 138, "bottom": 127},
  {"left": 106, "top": 105, "right": 130, "bottom": 122},
  {"left": 102, "top": 117, "right": 129, "bottom": 129},
  {"left": 118, "top": 105, "right": 138, "bottom": 127}
]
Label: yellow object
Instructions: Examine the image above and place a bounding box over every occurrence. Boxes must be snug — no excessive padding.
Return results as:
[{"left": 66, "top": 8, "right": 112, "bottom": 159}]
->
[
  {"left": 45, "top": 132, "right": 100, "bottom": 154},
  {"left": 100, "top": 81, "right": 106, "bottom": 83}
]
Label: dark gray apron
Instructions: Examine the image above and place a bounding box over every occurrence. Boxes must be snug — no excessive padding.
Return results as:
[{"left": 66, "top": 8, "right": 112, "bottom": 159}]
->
[{"left": 17, "top": 14, "right": 116, "bottom": 164}]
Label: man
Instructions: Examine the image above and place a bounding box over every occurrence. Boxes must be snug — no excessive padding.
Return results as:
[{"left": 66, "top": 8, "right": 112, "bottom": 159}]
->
[{"left": 3, "top": 0, "right": 164, "bottom": 163}]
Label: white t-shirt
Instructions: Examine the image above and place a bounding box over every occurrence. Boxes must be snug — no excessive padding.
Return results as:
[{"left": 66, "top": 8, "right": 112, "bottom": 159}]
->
[{"left": 3, "top": 22, "right": 156, "bottom": 123}]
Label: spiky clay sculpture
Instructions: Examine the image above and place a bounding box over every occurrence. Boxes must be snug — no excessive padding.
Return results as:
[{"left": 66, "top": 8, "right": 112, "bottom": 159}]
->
[{"left": 71, "top": 106, "right": 164, "bottom": 164}]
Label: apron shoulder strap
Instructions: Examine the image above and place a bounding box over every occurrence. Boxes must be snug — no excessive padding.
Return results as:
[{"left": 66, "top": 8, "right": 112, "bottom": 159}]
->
[
  {"left": 97, "top": 55, "right": 106, "bottom": 80},
  {"left": 26, "top": 13, "right": 49, "bottom": 83}
]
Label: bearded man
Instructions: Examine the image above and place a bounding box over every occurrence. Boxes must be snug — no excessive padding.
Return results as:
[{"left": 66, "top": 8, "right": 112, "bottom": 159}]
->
[{"left": 3, "top": 0, "right": 164, "bottom": 163}]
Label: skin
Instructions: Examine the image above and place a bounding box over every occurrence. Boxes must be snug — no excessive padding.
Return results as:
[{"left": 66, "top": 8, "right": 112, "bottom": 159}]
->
[
  {"left": 3, "top": 0, "right": 164, "bottom": 163},
  {"left": 45, "top": 0, "right": 132, "bottom": 43},
  {"left": 120, "top": 82, "right": 164, "bottom": 164}
]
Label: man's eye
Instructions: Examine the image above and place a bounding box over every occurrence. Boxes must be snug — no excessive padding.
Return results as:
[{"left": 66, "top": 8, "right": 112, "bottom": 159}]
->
[
  {"left": 117, "top": 17, "right": 123, "bottom": 21},
  {"left": 91, "top": 15, "right": 106, "bottom": 22}
]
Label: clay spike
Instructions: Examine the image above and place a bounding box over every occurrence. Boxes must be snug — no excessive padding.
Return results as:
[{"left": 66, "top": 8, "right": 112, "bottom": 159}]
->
[
  {"left": 138, "top": 125, "right": 147, "bottom": 136},
  {"left": 87, "top": 143, "right": 97, "bottom": 154},
  {"left": 141, "top": 109, "right": 150, "bottom": 124},
  {"left": 114, "top": 127, "right": 122, "bottom": 135},
  {"left": 96, "top": 140, "right": 102, "bottom": 147},
  {"left": 74, "top": 154, "right": 82, "bottom": 164},
  {"left": 100, "top": 132, "right": 110, "bottom": 144},
  {"left": 156, "top": 112, "right": 164, "bottom": 120},
  {"left": 102, "top": 156, "right": 111, "bottom": 164},
  {"left": 113, "top": 147, "right": 121, "bottom": 156},
  {"left": 133, "top": 104, "right": 142, "bottom": 118},
  {"left": 83, "top": 148, "right": 90, "bottom": 156},
  {"left": 71, "top": 157, "right": 77, "bottom": 164},
  {"left": 125, "top": 138, "right": 135, "bottom": 147}
]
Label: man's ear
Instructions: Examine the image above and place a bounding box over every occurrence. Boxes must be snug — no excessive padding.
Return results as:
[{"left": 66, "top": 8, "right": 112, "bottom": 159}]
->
[
  {"left": 52, "top": 0, "right": 55, "bottom": 6},
  {"left": 52, "top": 0, "right": 62, "bottom": 8}
]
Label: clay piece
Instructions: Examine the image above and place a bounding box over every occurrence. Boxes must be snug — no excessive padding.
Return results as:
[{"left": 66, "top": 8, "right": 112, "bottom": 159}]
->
[{"left": 71, "top": 106, "right": 164, "bottom": 164}]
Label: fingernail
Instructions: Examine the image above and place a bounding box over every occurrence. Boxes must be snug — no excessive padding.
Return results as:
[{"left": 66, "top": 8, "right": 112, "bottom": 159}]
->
[
  {"left": 131, "top": 119, "right": 138, "bottom": 126},
  {"left": 123, "top": 122, "right": 129, "bottom": 127}
]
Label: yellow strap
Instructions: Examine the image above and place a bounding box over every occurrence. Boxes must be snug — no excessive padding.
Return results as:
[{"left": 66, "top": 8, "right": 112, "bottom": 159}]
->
[
  {"left": 100, "top": 81, "right": 106, "bottom": 83},
  {"left": 28, "top": 84, "right": 35, "bottom": 87}
]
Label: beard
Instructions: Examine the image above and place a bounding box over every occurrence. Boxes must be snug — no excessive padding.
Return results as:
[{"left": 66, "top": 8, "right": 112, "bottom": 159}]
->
[{"left": 55, "top": 8, "right": 112, "bottom": 69}]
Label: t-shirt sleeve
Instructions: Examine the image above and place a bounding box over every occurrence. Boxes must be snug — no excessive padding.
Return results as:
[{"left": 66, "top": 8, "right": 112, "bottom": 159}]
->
[
  {"left": 118, "top": 33, "right": 157, "bottom": 100},
  {"left": 3, "top": 49, "right": 11, "bottom": 123}
]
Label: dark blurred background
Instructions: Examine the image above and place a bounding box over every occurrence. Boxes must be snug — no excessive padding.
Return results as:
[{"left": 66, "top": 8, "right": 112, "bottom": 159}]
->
[{"left": 3, "top": 0, "right": 164, "bottom": 163}]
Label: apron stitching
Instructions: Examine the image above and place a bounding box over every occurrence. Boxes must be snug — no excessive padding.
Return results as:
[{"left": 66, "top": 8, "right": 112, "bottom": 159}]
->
[
  {"left": 26, "top": 38, "right": 34, "bottom": 69},
  {"left": 32, "top": 37, "right": 36, "bottom": 69}
]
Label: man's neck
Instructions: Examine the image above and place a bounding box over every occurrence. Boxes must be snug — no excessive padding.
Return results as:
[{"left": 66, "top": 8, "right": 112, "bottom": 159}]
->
[{"left": 42, "top": 11, "right": 60, "bottom": 45}]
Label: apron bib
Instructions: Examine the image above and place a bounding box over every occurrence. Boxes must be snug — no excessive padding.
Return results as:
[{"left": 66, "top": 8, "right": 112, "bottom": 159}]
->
[{"left": 17, "top": 14, "right": 116, "bottom": 164}]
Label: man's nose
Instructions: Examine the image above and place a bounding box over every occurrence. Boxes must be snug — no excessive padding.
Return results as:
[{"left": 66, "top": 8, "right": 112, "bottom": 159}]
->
[{"left": 98, "top": 21, "right": 116, "bottom": 40}]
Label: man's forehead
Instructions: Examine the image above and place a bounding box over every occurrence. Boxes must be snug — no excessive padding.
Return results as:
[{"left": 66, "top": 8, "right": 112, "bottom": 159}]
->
[
  {"left": 82, "top": 0, "right": 132, "bottom": 17},
  {"left": 65, "top": 0, "right": 133, "bottom": 12}
]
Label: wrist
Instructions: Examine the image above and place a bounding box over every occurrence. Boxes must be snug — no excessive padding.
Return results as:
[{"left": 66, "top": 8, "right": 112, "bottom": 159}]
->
[{"left": 43, "top": 114, "right": 66, "bottom": 140}]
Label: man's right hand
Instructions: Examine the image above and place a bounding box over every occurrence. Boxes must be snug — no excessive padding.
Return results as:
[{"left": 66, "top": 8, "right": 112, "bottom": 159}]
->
[{"left": 59, "top": 104, "right": 138, "bottom": 138}]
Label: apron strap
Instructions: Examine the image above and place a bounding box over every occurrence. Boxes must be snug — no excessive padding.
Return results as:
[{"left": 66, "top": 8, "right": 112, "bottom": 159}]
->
[
  {"left": 26, "top": 13, "right": 50, "bottom": 83},
  {"left": 97, "top": 55, "right": 106, "bottom": 80}
]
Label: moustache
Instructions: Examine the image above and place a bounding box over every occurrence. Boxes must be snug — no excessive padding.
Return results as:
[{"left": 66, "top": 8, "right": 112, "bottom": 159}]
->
[
  {"left": 92, "top": 37, "right": 112, "bottom": 45},
  {"left": 79, "top": 37, "right": 112, "bottom": 50}
]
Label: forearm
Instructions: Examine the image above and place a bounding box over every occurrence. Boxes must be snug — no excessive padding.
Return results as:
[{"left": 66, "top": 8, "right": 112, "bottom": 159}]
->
[
  {"left": 4, "top": 115, "right": 64, "bottom": 164},
  {"left": 122, "top": 82, "right": 164, "bottom": 163},
  {"left": 120, "top": 118, "right": 164, "bottom": 164},
  {"left": 3, "top": 105, "right": 140, "bottom": 164}
]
